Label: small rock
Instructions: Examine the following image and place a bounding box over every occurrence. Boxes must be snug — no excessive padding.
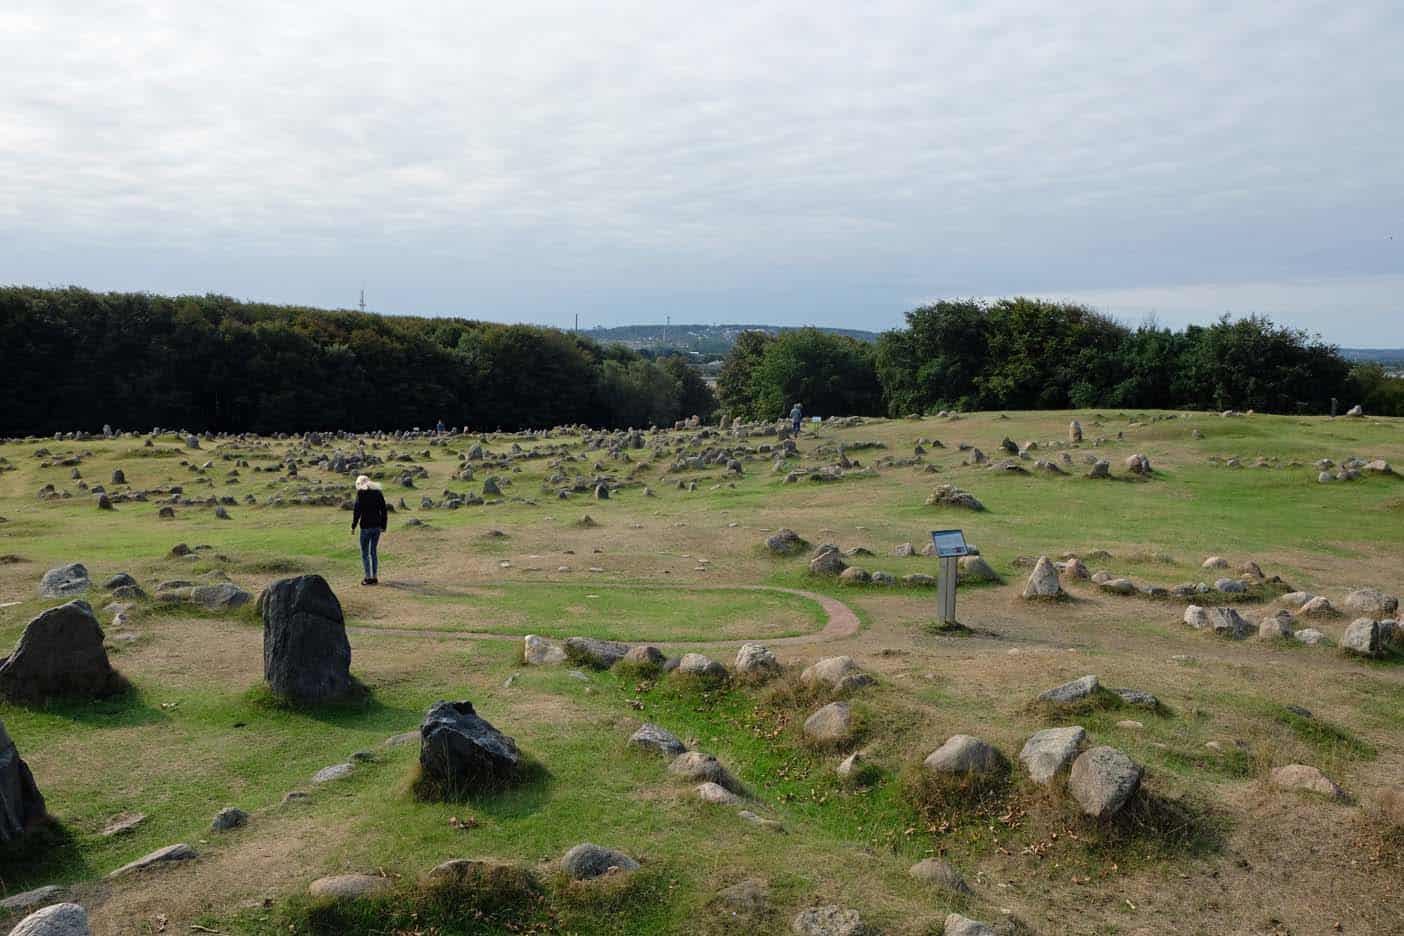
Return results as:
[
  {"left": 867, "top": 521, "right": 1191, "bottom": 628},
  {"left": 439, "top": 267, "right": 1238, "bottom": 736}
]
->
[
  {"left": 0, "top": 886, "right": 65, "bottom": 914},
  {"left": 107, "top": 843, "right": 197, "bottom": 878},
  {"left": 522, "top": 634, "right": 566, "bottom": 665},
  {"left": 628, "top": 723, "right": 686, "bottom": 758},
  {"left": 790, "top": 905, "right": 870, "bottom": 936},
  {"left": 1270, "top": 764, "right": 1346, "bottom": 801},
  {"left": 923, "top": 735, "right": 1005, "bottom": 776},
  {"left": 1019, "top": 726, "right": 1085, "bottom": 785},
  {"left": 737, "top": 809, "right": 785, "bottom": 832},
  {"left": 803, "top": 701, "right": 856, "bottom": 745},
  {"left": 210, "top": 807, "right": 248, "bottom": 832},
  {"left": 800, "top": 656, "right": 873, "bottom": 693},
  {"left": 1341, "top": 618, "right": 1384, "bottom": 658},
  {"left": 735, "top": 643, "right": 780, "bottom": 679},
  {"left": 561, "top": 843, "right": 639, "bottom": 880},
  {"left": 1068, "top": 746, "right": 1142, "bottom": 819},
  {"left": 1021, "top": 556, "right": 1063, "bottom": 599},
  {"left": 697, "top": 781, "right": 742, "bottom": 805},
  {"left": 1037, "top": 674, "right": 1099, "bottom": 704},
  {"left": 944, "top": 914, "right": 996, "bottom": 936},
  {"left": 8, "top": 903, "right": 91, "bottom": 936},
  {"left": 908, "top": 858, "right": 971, "bottom": 895},
  {"left": 307, "top": 874, "right": 393, "bottom": 900},
  {"left": 312, "top": 763, "right": 353, "bottom": 784}
]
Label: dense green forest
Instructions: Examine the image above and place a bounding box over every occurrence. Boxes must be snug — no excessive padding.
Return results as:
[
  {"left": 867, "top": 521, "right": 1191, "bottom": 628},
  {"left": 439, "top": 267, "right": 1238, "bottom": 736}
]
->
[
  {"left": 2, "top": 289, "right": 1400, "bottom": 435},
  {"left": 716, "top": 299, "right": 1404, "bottom": 421},
  {"left": 0, "top": 287, "right": 715, "bottom": 435}
]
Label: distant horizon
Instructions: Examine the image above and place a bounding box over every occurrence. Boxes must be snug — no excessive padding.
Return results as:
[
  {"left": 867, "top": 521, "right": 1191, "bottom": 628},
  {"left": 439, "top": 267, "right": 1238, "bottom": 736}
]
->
[
  {"left": 4, "top": 3, "right": 1400, "bottom": 344},
  {"left": 7, "top": 278, "right": 1400, "bottom": 348}
]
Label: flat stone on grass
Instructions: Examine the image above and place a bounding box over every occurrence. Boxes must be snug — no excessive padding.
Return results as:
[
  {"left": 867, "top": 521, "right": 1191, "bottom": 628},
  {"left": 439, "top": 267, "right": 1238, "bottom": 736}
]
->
[
  {"left": 1270, "top": 764, "right": 1347, "bottom": 801},
  {"left": 107, "top": 843, "right": 197, "bottom": 878},
  {"left": 307, "top": 874, "right": 393, "bottom": 900}
]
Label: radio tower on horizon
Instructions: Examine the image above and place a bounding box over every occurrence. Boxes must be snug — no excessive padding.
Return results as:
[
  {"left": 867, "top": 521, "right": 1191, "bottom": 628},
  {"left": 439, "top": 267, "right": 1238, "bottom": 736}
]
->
[{"left": 358, "top": 285, "right": 367, "bottom": 313}]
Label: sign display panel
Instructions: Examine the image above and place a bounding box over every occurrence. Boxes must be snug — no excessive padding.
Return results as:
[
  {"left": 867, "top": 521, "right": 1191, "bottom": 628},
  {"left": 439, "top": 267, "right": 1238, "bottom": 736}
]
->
[{"left": 930, "top": 529, "right": 969, "bottom": 558}]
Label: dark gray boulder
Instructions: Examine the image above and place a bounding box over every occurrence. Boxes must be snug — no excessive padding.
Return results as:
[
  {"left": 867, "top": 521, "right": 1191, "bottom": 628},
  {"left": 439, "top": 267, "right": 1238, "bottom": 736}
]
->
[
  {"left": 0, "top": 720, "right": 47, "bottom": 843},
  {"left": 0, "top": 601, "right": 125, "bottom": 702},
  {"left": 260, "top": 575, "right": 354, "bottom": 702},
  {"left": 38, "top": 563, "right": 90, "bottom": 599},
  {"left": 560, "top": 843, "right": 638, "bottom": 880},
  {"left": 419, "top": 700, "right": 522, "bottom": 796}
]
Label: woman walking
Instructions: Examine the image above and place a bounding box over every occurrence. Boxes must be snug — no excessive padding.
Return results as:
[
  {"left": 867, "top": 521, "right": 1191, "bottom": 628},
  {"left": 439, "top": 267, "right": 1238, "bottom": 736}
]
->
[{"left": 352, "top": 474, "right": 388, "bottom": 585}]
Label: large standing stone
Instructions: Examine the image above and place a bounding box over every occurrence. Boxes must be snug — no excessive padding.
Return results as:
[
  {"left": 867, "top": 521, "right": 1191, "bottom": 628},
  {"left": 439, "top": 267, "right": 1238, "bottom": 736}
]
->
[
  {"left": 260, "top": 575, "right": 354, "bottom": 702},
  {"left": 419, "top": 700, "right": 521, "bottom": 795},
  {"left": 0, "top": 720, "right": 47, "bottom": 843},
  {"left": 1021, "top": 556, "right": 1063, "bottom": 599},
  {"left": 1067, "top": 746, "right": 1142, "bottom": 819},
  {"left": 9, "top": 904, "right": 91, "bottom": 936},
  {"left": 0, "top": 601, "right": 125, "bottom": 702},
  {"left": 38, "top": 563, "right": 90, "bottom": 598},
  {"left": 1069, "top": 420, "right": 1083, "bottom": 444},
  {"left": 1019, "top": 726, "right": 1086, "bottom": 785}
]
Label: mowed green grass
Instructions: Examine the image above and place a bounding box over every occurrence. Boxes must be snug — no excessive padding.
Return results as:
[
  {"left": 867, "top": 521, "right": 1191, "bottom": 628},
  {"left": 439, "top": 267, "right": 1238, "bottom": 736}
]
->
[
  {"left": 0, "top": 411, "right": 1402, "bottom": 934},
  {"left": 389, "top": 584, "right": 826, "bottom": 641}
]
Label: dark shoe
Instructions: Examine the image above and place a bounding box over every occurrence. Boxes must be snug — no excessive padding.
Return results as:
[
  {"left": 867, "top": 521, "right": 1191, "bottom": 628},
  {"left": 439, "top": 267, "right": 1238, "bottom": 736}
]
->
[
  {"left": 369, "top": 577, "right": 379, "bottom": 585},
  {"left": 361, "top": 578, "right": 372, "bottom": 586}
]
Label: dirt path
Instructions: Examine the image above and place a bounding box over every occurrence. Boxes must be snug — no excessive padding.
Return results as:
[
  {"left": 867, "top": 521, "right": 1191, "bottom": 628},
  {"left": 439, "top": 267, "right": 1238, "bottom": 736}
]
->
[{"left": 347, "top": 582, "right": 862, "bottom": 647}]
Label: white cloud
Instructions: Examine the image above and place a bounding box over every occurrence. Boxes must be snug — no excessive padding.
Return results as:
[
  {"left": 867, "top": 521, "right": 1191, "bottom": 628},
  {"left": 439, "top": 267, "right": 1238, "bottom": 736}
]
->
[{"left": 1, "top": 0, "right": 1400, "bottom": 341}]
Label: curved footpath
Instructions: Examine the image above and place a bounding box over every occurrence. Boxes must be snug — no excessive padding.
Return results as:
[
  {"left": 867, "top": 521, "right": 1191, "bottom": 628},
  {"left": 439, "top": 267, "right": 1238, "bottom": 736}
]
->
[{"left": 347, "top": 582, "right": 862, "bottom": 648}]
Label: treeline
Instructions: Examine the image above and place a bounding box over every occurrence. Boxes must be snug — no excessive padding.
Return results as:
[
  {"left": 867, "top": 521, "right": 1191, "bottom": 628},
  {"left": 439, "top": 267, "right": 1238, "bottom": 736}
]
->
[
  {"left": 717, "top": 298, "right": 1403, "bottom": 420},
  {"left": 0, "top": 287, "right": 716, "bottom": 435}
]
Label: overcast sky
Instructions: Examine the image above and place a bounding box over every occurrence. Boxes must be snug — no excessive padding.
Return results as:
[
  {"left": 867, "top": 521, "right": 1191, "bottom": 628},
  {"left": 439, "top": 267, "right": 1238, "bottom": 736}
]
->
[{"left": 2, "top": 1, "right": 1400, "bottom": 342}]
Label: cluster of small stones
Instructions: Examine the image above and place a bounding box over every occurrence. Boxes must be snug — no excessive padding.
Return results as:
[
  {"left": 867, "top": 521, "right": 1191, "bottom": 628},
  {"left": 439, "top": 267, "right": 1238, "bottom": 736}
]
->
[
  {"left": 3, "top": 415, "right": 1397, "bottom": 933},
  {"left": 1205, "top": 452, "right": 1395, "bottom": 484},
  {"left": 1184, "top": 585, "right": 1399, "bottom": 655}
]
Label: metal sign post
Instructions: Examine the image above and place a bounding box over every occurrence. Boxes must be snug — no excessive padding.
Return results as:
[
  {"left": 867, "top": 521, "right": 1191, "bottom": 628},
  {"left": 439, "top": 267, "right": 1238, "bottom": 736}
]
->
[{"left": 930, "top": 529, "right": 969, "bottom": 626}]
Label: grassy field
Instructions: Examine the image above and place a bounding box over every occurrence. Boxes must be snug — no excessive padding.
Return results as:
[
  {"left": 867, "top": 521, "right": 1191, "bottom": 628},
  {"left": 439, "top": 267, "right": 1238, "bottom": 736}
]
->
[{"left": 1, "top": 410, "right": 1401, "bottom": 935}]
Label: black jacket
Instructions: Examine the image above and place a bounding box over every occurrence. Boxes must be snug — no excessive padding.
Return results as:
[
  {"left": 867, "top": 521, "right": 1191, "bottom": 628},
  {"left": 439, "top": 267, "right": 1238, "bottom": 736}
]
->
[{"left": 352, "top": 488, "right": 389, "bottom": 531}]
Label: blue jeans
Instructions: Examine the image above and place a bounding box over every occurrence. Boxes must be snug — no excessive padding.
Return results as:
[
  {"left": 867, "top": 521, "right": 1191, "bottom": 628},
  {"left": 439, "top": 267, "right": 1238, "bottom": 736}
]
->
[{"left": 359, "top": 528, "right": 382, "bottom": 578}]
